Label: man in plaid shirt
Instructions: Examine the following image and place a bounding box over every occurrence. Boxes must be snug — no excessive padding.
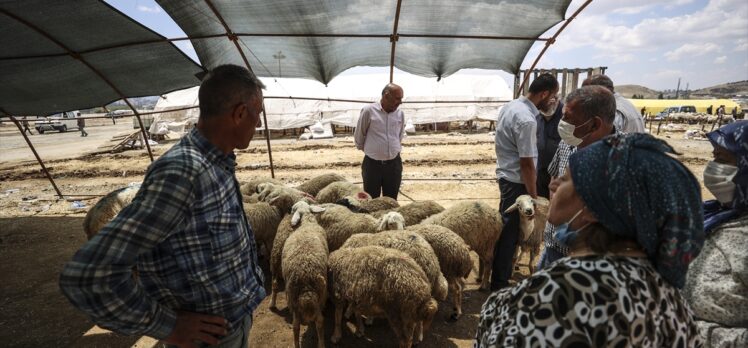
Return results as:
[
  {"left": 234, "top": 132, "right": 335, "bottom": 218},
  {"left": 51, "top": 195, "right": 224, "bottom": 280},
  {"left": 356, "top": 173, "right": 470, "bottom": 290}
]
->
[
  {"left": 537, "top": 85, "right": 622, "bottom": 270},
  {"left": 60, "top": 65, "right": 266, "bottom": 348}
]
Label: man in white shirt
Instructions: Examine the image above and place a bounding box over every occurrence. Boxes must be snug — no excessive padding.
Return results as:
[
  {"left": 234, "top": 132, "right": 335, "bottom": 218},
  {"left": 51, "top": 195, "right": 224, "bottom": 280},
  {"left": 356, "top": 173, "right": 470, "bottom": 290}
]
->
[
  {"left": 582, "top": 75, "right": 645, "bottom": 133},
  {"left": 492, "top": 73, "right": 558, "bottom": 291},
  {"left": 354, "top": 84, "right": 405, "bottom": 199}
]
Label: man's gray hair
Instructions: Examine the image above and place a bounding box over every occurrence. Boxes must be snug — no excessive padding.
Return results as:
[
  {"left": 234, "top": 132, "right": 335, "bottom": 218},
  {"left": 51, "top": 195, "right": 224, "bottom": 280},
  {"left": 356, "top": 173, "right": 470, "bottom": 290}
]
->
[
  {"left": 565, "top": 85, "right": 616, "bottom": 125},
  {"left": 582, "top": 74, "right": 615, "bottom": 93},
  {"left": 382, "top": 83, "right": 398, "bottom": 96},
  {"left": 198, "top": 64, "right": 265, "bottom": 118}
]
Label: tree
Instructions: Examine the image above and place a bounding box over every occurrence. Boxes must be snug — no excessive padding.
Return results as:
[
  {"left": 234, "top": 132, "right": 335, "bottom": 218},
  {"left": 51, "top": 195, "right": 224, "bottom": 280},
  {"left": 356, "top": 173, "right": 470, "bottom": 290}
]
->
[{"left": 658, "top": 93, "right": 664, "bottom": 99}]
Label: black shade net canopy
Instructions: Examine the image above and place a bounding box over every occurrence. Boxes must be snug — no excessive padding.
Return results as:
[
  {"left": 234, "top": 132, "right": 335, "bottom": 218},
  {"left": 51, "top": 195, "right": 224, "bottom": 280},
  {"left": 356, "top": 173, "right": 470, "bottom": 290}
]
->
[
  {"left": 157, "top": 0, "right": 572, "bottom": 84},
  {"left": 0, "top": 0, "right": 204, "bottom": 116},
  {"left": 1, "top": 0, "right": 574, "bottom": 116}
]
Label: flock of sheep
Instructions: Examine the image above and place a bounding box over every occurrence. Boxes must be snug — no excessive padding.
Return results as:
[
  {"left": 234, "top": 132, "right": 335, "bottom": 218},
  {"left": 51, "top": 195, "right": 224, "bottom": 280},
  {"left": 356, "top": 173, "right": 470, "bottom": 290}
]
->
[
  {"left": 648, "top": 112, "right": 736, "bottom": 125},
  {"left": 83, "top": 173, "right": 550, "bottom": 348}
]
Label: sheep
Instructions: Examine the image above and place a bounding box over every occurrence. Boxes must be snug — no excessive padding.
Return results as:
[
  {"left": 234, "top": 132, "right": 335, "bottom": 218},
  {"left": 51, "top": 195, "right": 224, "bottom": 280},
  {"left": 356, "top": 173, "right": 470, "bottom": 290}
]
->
[
  {"left": 282, "top": 201, "right": 329, "bottom": 348},
  {"left": 258, "top": 183, "right": 315, "bottom": 214},
  {"left": 313, "top": 204, "right": 381, "bottom": 252},
  {"left": 407, "top": 224, "right": 472, "bottom": 320},
  {"left": 505, "top": 195, "right": 550, "bottom": 274},
  {"left": 422, "top": 200, "right": 503, "bottom": 290},
  {"left": 315, "top": 181, "right": 370, "bottom": 204},
  {"left": 377, "top": 211, "right": 406, "bottom": 232},
  {"left": 269, "top": 214, "right": 294, "bottom": 310},
  {"left": 337, "top": 195, "right": 400, "bottom": 213},
  {"left": 240, "top": 177, "right": 283, "bottom": 196},
  {"left": 243, "top": 202, "right": 283, "bottom": 257},
  {"left": 294, "top": 173, "right": 347, "bottom": 197},
  {"left": 342, "top": 229, "right": 449, "bottom": 302},
  {"left": 372, "top": 200, "right": 445, "bottom": 226},
  {"left": 328, "top": 246, "right": 439, "bottom": 348},
  {"left": 240, "top": 177, "right": 283, "bottom": 203},
  {"left": 83, "top": 184, "right": 140, "bottom": 240}
]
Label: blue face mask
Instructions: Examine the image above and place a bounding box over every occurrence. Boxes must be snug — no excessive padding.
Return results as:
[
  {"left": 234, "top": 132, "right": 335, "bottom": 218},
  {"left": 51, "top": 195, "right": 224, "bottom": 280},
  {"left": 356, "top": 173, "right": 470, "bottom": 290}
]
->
[{"left": 553, "top": 208, "right": 589, "bottom": 248}]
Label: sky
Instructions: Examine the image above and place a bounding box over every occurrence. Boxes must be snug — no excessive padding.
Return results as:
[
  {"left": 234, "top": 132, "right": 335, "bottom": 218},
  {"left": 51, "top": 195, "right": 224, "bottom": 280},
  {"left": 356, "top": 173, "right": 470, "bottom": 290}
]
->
[{"left": 107, "top": 0, "right": 748, "bottom": 91}]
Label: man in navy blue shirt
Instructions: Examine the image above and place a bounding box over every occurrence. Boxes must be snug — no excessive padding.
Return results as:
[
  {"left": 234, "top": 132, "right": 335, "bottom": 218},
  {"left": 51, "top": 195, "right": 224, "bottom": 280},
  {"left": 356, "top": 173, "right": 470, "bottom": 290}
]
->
[{"left": 536, "top": 97, "right": 562, "bottom": 198}]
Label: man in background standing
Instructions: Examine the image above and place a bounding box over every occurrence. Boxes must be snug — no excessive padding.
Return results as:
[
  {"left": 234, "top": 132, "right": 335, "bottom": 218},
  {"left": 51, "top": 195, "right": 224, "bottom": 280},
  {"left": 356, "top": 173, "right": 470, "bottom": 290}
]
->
[
  {"left": 536, "top": 95, "right": 562, "bottom": 198},
  {"left": 354, "top": 83, "right": 405, "bottom": 199},
  {"left": 583, "top": 74, "right": 645, "bottom": 133},
  {"left": 77, "top": 112, "right": 88, "bottom": 137},
  {"left": 21, "top": 117, "right": 33, "bottom": 135},
  {"left": 492, "top": 73, "right": 558, "bottom": 291}
]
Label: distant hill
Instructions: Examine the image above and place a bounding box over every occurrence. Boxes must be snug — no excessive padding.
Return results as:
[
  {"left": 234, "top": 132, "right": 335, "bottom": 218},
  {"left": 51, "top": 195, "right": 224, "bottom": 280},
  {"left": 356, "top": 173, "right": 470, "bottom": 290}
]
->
[
  {"left": 616, "top": 85, "right": 660, "bottom": 99},
  {"left": 691, "top": 80, "right": 748, "bottom": 98}
]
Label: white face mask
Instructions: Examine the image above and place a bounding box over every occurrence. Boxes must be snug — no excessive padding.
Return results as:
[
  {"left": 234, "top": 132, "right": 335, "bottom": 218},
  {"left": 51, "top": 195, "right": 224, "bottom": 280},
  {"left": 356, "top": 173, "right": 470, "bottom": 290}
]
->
[
  {"left": 703, "top": 160, "right": 738, "bottom": 205},
  {"left": 557, "top": 118, "right": 592, "bottom": 147}
]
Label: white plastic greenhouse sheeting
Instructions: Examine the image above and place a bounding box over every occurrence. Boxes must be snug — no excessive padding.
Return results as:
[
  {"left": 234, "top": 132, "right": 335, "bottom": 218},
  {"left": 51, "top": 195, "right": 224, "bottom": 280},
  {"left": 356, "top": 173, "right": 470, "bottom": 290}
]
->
[{"left": 152, "top": 72, "right": 511, "bottom": 131}]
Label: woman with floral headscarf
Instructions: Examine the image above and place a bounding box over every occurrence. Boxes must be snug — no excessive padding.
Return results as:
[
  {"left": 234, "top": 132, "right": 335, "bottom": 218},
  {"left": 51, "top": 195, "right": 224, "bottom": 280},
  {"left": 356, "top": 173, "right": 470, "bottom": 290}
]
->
[
  {"left": 682, "top": 121, "right": 747, "bottom": 347},
  {"left": 475, "top": 133, "right": 703, "bottom": 347}
]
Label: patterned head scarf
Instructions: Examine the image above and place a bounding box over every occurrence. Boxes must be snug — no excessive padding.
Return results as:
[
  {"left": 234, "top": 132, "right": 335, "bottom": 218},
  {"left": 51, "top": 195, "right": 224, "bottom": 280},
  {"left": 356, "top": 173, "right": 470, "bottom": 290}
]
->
[
  {"left": 569, "top": 133, "right": 704, "bottom": 288},
  {"left": 704, "top": 121, "right": 748, "bottom": 229}
]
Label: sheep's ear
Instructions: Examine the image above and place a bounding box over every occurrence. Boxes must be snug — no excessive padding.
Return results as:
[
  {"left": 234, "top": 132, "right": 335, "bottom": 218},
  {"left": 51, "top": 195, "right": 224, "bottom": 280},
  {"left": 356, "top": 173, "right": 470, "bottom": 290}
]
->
[
  {"left": 291, "top": 211, "right": 302, "bottom": 227},
  {"left": 505, "top": 203, "right": 518, "bottom": 213},
  {"left": 310, "top": 205, "right": 326, "bottom": 213},
  {"left": 268, "top": 195, "right": 280, "bottom": 205},
  {"left": 357, "top": 192, "right": 370, "bottom": 200}
]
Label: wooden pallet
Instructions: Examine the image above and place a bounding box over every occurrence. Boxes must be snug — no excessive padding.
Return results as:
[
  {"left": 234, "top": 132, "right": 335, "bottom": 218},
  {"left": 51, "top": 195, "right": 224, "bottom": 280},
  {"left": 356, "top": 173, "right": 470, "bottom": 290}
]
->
[{"left": 91, "top": 130, "right": 144, "bottom": 154}]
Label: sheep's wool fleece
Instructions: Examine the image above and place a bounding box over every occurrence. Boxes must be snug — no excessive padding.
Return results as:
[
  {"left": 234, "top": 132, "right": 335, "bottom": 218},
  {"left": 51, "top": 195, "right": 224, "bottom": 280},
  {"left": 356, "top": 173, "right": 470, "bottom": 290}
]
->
[
  {"left": 342, "top": 230, "right": 447, "bottom": 300},
  {"left": 407, "top": 224, "right": 472, "bottom": 280},
  {"left": 329, "top": 246, "right": 432, "bottom": 311}
]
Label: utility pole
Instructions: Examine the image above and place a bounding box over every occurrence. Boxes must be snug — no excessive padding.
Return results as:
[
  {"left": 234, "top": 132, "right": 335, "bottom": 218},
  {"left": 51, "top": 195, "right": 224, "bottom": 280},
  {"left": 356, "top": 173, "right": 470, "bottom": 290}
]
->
[
  {"left": 675, "top": 78, "right": 681, "bottom": 99},
  {"left": 272, "top": 51, "right": 286, "bottom": 78}
]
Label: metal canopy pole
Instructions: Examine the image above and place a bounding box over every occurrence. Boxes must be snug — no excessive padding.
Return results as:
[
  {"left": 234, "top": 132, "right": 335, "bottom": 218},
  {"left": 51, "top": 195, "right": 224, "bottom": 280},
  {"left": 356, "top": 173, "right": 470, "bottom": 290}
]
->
[
  {"left": 204, "top": 0, "right": 276, "bottom": 178},
  {"left": 5, "top": 114, "right": 64, "bottom": 198},
  {"left": 389, "top": 0, "right": 404, "bottom": 83},
  {"left": 0, "top": 8, "right": 154, "bottom": 162},
  {"left": 517, "top": 0, "right": 593, "bottom": 93}
]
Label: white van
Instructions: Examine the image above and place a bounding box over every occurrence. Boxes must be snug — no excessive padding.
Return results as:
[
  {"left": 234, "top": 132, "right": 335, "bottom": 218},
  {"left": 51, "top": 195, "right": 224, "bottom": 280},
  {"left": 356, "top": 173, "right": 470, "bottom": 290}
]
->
[{"left": 35, "top": 111, "right": 80, "bottom": 133}]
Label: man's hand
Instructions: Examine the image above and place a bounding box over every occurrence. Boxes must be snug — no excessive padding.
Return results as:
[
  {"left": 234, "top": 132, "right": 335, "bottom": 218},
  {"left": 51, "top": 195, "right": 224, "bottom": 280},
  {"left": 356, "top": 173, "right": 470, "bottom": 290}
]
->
[{"left": 163, "top": 311, "right": 228, "bottom": 348}]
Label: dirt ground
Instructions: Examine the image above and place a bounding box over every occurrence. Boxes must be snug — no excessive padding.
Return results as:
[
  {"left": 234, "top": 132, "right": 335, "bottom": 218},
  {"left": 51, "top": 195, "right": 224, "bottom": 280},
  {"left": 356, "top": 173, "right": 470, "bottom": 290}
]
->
[{"left": 0, "top": 121, "right": 714, "bottom": 348}]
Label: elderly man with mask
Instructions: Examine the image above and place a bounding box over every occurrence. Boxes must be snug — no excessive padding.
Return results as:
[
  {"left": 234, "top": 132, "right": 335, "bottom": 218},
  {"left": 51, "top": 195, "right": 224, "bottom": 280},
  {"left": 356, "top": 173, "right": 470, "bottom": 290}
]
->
[
  {"left": 492, "top": 73, "right": 558, "bottom": 291},
  {"left": 536, "top": 85, "right": 621, "bottom": 270}
]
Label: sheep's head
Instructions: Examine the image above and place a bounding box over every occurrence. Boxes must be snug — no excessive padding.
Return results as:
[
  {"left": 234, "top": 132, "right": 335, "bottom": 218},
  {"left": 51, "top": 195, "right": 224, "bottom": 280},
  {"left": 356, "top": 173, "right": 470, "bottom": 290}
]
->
[
  {"left": 256, "top": 182, "right": 277, "bottom": 200},
  {"left": 291, "top": 201, "right": 326, "bottom": 227},
  {"left": 377, "top": 212, "right": 405, "bottom": 231},
  {"left": 505, "top": 195, "right": 537, "bottom": 219}
]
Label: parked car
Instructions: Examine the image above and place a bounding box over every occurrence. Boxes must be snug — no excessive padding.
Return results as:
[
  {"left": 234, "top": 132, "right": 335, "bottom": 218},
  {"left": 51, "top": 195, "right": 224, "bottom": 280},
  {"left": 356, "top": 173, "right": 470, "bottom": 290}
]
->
[
  {"left": 106, "top": 109, "right": 132, "bottom": 118},
  {"left": 35, "top": 111, "right": 80, "bottom": 134},
  {"left": 656, "top": 105, "right": 696, "bottom": 119}
]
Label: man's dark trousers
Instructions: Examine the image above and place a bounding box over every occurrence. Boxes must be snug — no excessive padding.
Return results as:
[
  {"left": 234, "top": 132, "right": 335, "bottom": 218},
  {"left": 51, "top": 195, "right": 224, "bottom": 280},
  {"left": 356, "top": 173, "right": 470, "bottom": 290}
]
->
[
  {"left": 490, "top": 178, "right": 528, "bottom": 290},
  {"left": 362, "top": 154, "right": 402, "bottom": 199}
]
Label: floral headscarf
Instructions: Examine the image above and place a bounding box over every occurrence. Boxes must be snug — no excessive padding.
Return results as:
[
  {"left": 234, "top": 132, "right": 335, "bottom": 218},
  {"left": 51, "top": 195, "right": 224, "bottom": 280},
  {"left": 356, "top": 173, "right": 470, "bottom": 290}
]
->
[{"left": 569, "top": 133, "right": 704, "bottom": 288}]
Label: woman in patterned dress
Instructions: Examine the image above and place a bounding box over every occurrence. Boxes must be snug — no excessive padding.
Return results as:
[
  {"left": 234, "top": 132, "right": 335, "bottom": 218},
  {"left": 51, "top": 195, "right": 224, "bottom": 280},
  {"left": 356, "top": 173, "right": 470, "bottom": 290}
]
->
[
  {"left": 682, "top": 121, "right": 747, "bottom": 347},
  {"left": 476, "top": 133, "right": 704, "bottom": 347}
]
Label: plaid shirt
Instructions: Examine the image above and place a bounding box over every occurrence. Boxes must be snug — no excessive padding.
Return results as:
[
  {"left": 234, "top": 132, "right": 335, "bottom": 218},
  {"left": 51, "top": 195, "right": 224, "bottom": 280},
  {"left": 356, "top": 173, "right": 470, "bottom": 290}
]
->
[
  {"left": 60, "top": 129, "right": 265, "bottom": 339},
  {"left": 544, "top": 129, "right": 623, "bottom": 255}
]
